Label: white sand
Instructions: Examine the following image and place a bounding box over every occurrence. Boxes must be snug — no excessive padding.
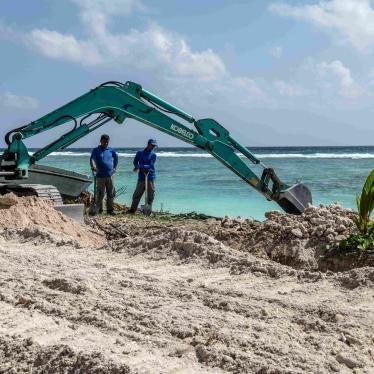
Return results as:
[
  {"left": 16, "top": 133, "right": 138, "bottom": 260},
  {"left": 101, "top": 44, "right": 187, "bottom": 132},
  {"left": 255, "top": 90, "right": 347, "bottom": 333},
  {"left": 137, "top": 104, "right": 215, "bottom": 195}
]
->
[
  {"left": 0, "top": 198, "right": 373, "bottom": 373},
  {"left": 0, "top": 193, "right": 105, "bottom": 247}
]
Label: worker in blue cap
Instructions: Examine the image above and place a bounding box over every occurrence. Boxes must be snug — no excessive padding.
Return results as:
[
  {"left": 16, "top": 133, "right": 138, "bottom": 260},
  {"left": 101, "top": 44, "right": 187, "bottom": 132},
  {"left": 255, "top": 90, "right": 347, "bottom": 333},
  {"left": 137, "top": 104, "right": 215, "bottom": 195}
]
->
[{"left": 128, "top": 139, "right": 157, "bottom": 213}]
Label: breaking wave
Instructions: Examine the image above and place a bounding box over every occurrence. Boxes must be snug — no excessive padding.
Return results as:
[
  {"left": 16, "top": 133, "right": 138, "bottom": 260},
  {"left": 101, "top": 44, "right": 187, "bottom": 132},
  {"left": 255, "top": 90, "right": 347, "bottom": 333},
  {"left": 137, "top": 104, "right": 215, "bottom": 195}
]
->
[
  {"left": 48, "top": 151, "right": 374, "bottom": 159},
  {"left": 258, "top": 153, "right": 374, "bottom": 159}
]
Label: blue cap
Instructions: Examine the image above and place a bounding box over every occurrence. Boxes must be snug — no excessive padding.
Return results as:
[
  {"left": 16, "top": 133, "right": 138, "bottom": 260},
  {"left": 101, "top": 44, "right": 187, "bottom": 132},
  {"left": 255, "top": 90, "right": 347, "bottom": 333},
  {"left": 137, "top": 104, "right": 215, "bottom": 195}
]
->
[{"left": 148, "top": 139, "right": 157, "bottom": 146}]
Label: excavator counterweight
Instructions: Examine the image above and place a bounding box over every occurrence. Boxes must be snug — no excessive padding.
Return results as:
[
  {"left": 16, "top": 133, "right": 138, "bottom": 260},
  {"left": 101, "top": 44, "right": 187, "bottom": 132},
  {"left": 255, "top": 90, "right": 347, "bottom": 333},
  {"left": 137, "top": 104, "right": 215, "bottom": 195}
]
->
[{"left": 0, "top": 80, "right": 312, "bottom": 214}]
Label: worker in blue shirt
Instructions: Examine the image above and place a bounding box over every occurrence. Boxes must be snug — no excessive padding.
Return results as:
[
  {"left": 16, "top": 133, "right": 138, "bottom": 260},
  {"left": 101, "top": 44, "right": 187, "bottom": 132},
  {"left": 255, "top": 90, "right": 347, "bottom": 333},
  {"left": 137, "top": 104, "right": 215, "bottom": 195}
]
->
[
  {"left": 128, "top": 139, "right": 157, "bottom": 213},
  {"left": 90, "top": 134, "right": 118, "bottom": 215}
]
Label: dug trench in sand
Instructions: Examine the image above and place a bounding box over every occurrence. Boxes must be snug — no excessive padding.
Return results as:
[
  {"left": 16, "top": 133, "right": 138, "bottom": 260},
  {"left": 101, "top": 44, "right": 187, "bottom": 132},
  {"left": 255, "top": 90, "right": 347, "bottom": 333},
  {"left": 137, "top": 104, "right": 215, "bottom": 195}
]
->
[{"left": 0, "top": 195, "right": 373, "bottom": 373}]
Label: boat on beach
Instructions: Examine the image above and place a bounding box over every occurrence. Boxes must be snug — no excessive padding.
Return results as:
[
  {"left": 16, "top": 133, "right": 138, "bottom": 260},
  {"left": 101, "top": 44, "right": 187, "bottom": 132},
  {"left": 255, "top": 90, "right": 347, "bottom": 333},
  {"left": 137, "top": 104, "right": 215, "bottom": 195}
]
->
[{"left": 0, "top": 164, "right": 92, "bottom": 198}]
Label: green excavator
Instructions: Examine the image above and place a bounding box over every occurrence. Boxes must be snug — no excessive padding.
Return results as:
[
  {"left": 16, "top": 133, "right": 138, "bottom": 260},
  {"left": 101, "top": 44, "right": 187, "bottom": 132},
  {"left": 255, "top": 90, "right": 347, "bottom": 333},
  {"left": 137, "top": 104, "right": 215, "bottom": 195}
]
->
[{"left": 0, "top": 81, "right": 312, "bottom": 214}]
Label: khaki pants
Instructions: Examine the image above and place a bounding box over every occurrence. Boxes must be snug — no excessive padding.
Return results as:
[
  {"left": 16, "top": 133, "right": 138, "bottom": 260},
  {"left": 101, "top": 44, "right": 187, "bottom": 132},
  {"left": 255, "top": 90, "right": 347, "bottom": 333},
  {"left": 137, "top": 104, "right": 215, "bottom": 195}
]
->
[
  {"left": 96, "top": 176, "right": 115, "bottom": 213},
  {"left": 130, "top": 179, "right": 155, "bottom": 212}
]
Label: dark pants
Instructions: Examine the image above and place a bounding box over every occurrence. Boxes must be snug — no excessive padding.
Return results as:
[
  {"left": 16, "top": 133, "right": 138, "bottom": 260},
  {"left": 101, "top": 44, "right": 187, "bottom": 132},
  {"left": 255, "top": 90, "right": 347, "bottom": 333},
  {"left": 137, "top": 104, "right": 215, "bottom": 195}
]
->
[
  {"left": 96, "top": 176, "right": 115, "bottom": 213},
  {"left": 130, "top": 179, "right": 155, "bottom": 212}
]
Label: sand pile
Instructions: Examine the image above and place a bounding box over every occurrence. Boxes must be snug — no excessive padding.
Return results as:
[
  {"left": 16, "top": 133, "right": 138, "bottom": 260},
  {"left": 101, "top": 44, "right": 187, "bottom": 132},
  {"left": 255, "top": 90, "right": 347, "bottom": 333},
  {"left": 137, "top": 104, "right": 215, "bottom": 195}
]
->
[
  {"left": 107, "top": 223, "right": 374, "bottom": 289},
  {"left": 0, "top": 193, "right": 104, "bottom": 247},
  {"left": 110, "top": 226, "right": 241, "bottom": 267},
  {"left": 0, "top": 336, "right": 130, "bottom": 373},
  {"left": 187, "top": 204, "right": 357, "bottom": 271}
]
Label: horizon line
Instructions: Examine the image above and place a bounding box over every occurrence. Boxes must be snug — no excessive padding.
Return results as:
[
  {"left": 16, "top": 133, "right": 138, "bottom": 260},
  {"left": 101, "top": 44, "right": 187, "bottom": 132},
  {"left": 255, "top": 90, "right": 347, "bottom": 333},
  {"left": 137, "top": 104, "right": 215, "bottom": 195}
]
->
[{"left": 24, "top": 144, "right": 374, "bottom": 149}]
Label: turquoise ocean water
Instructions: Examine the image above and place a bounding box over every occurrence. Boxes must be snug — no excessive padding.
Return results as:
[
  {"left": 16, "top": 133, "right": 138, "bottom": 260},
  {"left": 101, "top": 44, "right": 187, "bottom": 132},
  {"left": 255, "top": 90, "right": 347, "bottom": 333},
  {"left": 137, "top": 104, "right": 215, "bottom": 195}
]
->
[{"left": 37, "top": 146, "right": 374, "bottom": 220}]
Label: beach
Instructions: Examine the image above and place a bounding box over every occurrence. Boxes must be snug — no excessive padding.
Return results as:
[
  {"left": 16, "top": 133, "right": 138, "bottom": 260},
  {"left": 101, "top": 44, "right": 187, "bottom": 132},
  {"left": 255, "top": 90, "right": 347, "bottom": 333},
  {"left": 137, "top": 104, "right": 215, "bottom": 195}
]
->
[
  {"left": 3, "top": 0, "right": 374, "bottom": 372},
  {"left": 0, "top": 195, "right": 373, "bottom": 373}
]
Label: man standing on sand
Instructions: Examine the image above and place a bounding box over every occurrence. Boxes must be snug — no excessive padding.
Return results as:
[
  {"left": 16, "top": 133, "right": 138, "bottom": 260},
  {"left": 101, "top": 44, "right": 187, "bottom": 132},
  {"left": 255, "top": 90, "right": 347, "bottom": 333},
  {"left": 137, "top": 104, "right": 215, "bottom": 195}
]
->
[
  {"left": 90, "top": 134, "right": 118, "bottom": 215},
  {"left": 128, "top": 139, "right": 157, "bottom": 214}
]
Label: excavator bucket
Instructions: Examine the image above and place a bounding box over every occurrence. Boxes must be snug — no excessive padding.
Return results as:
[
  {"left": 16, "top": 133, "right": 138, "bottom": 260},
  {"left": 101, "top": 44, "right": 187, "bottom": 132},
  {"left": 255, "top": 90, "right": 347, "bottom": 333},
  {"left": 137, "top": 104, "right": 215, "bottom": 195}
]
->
[{"left": 276, "top": 183, "right": 312, "bottom": 215}]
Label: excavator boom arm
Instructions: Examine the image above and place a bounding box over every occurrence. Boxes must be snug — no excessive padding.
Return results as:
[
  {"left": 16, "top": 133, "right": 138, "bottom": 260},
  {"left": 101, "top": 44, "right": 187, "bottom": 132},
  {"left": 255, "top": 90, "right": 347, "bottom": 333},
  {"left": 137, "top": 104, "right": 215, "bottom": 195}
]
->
[{"left": 1, "top": 81, "right": 312, "bottom": 213}]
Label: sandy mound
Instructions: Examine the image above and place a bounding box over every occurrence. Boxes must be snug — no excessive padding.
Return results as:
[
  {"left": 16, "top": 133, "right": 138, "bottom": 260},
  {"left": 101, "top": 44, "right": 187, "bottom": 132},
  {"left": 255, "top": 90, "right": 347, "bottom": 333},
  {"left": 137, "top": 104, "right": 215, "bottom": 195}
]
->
[
  {"left": 181, "top": 204, "right": 359, "bottom": 271},
  {"left": 106, "top": 222, "right": 374, "bottom": 289},
  {"left": 109, "top": 226, "right": 240, "bottom": 267},
  {"left": 93, "top": 204, "right": 371, "bottom": 272},
  {"left": 0, "top": 336, "right": 130, "bottom": 373},
  {"left": 0, "top": 193, "right": 104, "bottom": 247}
]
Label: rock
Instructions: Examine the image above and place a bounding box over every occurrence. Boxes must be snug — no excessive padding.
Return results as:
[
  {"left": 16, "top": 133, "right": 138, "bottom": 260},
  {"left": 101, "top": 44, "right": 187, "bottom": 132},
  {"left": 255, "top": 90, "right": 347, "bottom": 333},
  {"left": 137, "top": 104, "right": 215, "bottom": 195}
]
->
[
  {"left": 172, "top": 344, "right": 193, "bottom": 357},
  {"left": 316, "top": 227, "right": 325, "bottom": 237},
  {"left": 345, "top": 334, "right": 362, "bottom": 346},
  {"left": 336, "top": 224, "right": 346, "bottom": 233},
  {"left": 324, "top": 227, "right": 335, "bottom": 236},
  {"left": 264, "top": 221, "right": 280, "bottom": 231},
  {"left": 221, "top": 354, "right": 234, "bottom": 365},
  {"left": 326, "top": 234, "right": 334, "bottom": 243},
  {"left": 336, "top": 352, "right": 362, "bottom": 369},
  {"left": 311, "top": 218, "right": 326, "bottom": 226},
  {"left": 335, "top": 235, "right": 346, "bottom": 242},
  {"left": 24, "top": 337, "right": 33, "bottom": 347},
  {"left": 334, "top": 314, "right": 344, "bottom": 322},
  {"left": 339, "top": 333, "right": 347, "bottom": 343},
  {"left": 291, "top": 228, "right": 303, "bottom": 238},
  {"left": 0, "top": 194, "right": 19, "bottom": 208},
  {"left": 264, "top": 211, "right": 281, "bottom": 219},
  {"left": 195, "top": 345, "right": 210, "bottom": 362},
  {"left": 252, "top": 221, "right": 261, "bottom": 227},
  {"left": 329, "top": 363, "right": 340, "bottom": 372}
]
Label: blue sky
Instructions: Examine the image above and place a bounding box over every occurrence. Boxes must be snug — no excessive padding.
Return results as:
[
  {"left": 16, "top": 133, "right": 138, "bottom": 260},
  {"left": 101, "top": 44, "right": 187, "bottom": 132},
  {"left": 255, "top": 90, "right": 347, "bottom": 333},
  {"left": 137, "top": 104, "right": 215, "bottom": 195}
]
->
[{"left": 1, "top": 0, "right": 374, "bottom": 147}]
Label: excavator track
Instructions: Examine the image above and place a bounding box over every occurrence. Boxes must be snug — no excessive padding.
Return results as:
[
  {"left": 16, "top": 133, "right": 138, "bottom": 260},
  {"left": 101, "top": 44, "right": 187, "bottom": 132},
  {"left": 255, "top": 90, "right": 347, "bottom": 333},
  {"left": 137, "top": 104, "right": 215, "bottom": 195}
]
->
[{"left": 0, "top": 183, "right": 63, "bottom": 205}]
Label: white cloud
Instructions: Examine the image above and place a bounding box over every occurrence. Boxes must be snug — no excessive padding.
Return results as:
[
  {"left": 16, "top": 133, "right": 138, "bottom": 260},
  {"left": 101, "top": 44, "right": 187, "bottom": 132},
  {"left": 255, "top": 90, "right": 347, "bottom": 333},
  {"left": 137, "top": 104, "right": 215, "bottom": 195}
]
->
[
  {"left": 71, "top": 0, "right": 146, "bottom": 35},
  {"left": 268, "top": 46, "right": 283, "bottom": 57},
  {"left": 0, "top": 92, "right": 39, "bottom": 110},
  {"left": 24, "top": 9, "right": 226, "bottom": 82},
  {"left": 2, "top": 0, "right": 267, "bottom": 113},
  {"left": 172, "top": 40, "right": 225, "bottom": 80},
  {"left": 27, "top": 29, "right": 101, "bottom": 65},
  {"left": 269, "top": 0, "right": 374, "bottom": 51},
  {"left": 274, "top": 80, "right": 304, "bottom": 97},
  {"left": 0, "top": 22, "right": 20, "bottom": 40},
  {"left": 316, "top": 60, "right": 361, "bottom": 98},
  {"left": 233, "top": 77, "right": 263, "bottom": 97},
  {"left": 1, "top": 0, "right": 367, "bottom": 117}
]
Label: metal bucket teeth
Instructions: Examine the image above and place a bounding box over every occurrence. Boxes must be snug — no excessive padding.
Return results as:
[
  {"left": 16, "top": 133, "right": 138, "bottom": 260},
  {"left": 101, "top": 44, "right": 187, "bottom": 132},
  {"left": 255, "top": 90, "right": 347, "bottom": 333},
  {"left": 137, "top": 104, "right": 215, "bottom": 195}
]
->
[{"left": 276, "top": 183, "right": 312, "bottom": 214}]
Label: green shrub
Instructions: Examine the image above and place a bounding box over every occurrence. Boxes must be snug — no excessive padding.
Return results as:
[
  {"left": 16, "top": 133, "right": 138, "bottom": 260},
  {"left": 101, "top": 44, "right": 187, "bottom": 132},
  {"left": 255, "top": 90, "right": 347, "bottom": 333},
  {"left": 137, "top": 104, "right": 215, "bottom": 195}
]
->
[
  {"left": 335, "top": 169, "right": 374, "bottom": 256},
  {"left": 353, "top": 169, "right": 374, "bottom": 234},
  {"left": 339, "top": 232, "right": 374, "bottom": 254}
]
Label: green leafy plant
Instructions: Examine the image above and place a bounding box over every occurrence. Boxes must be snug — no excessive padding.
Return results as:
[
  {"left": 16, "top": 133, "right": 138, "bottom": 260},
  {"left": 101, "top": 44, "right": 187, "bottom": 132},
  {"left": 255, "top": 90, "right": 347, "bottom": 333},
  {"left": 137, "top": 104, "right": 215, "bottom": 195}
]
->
[
  {"left": 339, "top": 233, "right": 374, "bottom": 254},
  {"left": 353, "top": 169, "right": 374, "bottom": 234},
  {"left": 332, "top": 169, "right": 374, "bottom": 257}
]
